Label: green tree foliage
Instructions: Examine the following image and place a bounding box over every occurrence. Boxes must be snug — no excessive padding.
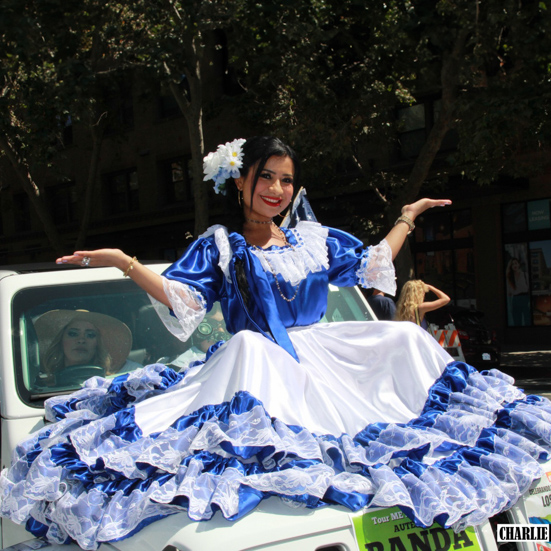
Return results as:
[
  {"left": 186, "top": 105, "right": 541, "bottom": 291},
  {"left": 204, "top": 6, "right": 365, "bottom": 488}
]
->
[
  {"left": 229, "top": 0, "right": 551, "bottom": 229},
  {"left": 3, "top": 0, "right": 549, "bottom": 255},
  {"left": 0, "top": 0, "right": 135, "bottom": 253},
  {"left": 1, "top": 0, "right": 236, "bottom": 252},
  {"left": 114, "top": 0, "right": 236, "bottom": 236}
]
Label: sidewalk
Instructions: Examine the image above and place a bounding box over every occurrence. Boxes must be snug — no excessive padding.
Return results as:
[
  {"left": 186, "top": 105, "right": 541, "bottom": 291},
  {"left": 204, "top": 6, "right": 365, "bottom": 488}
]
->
[
  {"left": 498, "top": 344, "right": 551, "bottom": 394},
  {"left": 500, "top": 344, "right": 551, "bottom": 369}
]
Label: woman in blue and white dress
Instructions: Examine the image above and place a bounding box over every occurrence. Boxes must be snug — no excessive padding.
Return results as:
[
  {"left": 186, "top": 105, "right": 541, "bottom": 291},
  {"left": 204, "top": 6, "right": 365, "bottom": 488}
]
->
[{"left": 2, "top": 136, "right": 550, "bottom": 550}]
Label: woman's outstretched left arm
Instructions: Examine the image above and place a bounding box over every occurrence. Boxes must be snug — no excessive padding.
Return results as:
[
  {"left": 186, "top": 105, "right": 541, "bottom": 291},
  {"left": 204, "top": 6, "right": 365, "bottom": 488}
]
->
[{"left": 384, "top": 198, "right": 452, "bottom": 260}]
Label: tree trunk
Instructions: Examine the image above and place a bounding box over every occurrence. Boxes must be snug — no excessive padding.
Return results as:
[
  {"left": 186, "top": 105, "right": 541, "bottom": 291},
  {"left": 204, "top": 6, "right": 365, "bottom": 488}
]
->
[
  {"left": 167, "top": 33, "right": 208, "bottom": 238},
  {"left": 389, "top": 29, "right": 468, "bottom": 285},
  {"left": 187, "top": 104, "right": 208, "bottom": 236},
  {"left": 169, "top": 77, "right": 208, "bottom": 237},
  {"left": 0, "top": 135, "right": 65, "bottom": 256}
]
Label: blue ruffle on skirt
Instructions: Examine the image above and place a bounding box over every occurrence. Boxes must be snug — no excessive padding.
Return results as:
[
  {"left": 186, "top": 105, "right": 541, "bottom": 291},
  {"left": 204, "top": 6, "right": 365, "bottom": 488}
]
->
[{"left": 1, "top": 361, "right": 550, "bottom": 550}]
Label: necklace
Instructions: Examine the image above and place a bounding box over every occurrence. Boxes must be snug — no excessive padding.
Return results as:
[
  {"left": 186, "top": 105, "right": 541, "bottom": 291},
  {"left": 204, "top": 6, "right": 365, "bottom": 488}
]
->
[
  {"left": 249, "top": 226, "right": 300, "bottom": 302},
  {"left": 273, "top": 223, "right": 289, "bottom": 246},
  {"left": 245, "top": 217, "right": 273, "bottom": 225}
]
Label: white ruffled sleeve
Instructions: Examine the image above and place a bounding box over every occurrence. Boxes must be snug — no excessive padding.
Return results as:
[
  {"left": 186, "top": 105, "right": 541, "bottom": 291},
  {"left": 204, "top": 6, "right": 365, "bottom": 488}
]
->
[
  {"left": 148, "top": 225, "right": 229, "bottom": 342},
  {"left": 326, "top": 227, "right": 396, "bottom": 296},
  {"left": 148, "top": 279, "right": 207, "bottom": 342},
  {"left": 356, "top": 239, "right": 396, "bottom": 296}
]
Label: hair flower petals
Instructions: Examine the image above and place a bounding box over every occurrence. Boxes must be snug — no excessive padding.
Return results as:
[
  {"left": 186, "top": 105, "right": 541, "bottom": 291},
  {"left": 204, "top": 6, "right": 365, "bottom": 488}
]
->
[{"left": 203, "top": 138, "right": 247, "bottom": 195}]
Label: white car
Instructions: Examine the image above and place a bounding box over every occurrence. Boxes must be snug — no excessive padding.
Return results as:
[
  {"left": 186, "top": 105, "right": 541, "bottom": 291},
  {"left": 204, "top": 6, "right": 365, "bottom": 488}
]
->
[{"left": 0, "top": 264, "right": 546, "bottom": 550}]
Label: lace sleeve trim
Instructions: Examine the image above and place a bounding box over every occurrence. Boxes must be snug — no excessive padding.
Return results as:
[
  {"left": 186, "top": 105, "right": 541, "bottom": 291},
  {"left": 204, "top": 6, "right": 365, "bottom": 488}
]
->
[
  {"left": 356, "top": 239, "right": 397, "bottom": 296},
  {"left": 250, "top": 221, "right": 329, "bottom": 286},
  {"left": 148, "top": 278, "right": 206, "bottom": 342},
  {"left": 198, "top": 224, "right": 232, "bottom": 282}
]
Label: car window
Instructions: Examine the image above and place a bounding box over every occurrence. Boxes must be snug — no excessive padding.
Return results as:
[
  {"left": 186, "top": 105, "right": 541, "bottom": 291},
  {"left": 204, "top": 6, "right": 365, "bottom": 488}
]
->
[
  {"left": 325, "top": 285, "right": 376, "bottom": 322},
  {"left": 13, "top": 280, "right": 372, "bottom": 407},
  {"left": 11, "top": 279, "right": 229, "bottom": 406}
]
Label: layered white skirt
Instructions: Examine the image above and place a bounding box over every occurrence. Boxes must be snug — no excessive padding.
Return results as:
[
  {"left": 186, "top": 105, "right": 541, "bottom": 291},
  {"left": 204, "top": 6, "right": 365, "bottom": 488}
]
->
[{"left": 1, "top": 321, "right": 550, "bottom": 550}]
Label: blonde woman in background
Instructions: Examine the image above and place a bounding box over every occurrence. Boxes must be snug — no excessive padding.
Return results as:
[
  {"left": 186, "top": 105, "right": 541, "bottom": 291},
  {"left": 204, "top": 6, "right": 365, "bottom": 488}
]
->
[{"left": 395, "top": 279, "right": 451, "bottom": 329}]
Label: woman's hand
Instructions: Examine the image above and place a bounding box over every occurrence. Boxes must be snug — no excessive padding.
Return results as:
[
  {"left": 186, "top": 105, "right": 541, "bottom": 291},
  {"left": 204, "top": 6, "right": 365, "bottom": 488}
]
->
[
  {"left": 56, "top": 249, "right": 131, "bottom": 271},
  {"left": 57, "top": 249, "right": 169, "bottom": 306},
  {"left": 401, "top": 198, "right": 452, "bottom": 221},
  {"left": 385, "top": 197, "right": 452, "bottom": 260}
]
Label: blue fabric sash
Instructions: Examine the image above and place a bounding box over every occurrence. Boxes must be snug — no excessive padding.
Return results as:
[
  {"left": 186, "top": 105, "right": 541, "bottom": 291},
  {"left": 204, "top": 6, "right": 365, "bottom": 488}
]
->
[{"left": 229, "top": 237, "right": 299, "bottom": 361}]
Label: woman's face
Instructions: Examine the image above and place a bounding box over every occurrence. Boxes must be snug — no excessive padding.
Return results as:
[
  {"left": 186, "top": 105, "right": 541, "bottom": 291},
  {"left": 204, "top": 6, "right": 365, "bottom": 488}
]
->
[
  {"left": 62, "top": 320, "right": 98, "bottom": 367},
  {"left": 237, "top": 155, "right": 295, "bottom": 221}
]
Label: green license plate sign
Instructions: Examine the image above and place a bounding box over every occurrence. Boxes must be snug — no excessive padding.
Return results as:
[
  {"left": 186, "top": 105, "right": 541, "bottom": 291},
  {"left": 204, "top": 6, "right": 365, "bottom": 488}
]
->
[{"left": 352, "top": 507, "right": 481, "bottom": 551}]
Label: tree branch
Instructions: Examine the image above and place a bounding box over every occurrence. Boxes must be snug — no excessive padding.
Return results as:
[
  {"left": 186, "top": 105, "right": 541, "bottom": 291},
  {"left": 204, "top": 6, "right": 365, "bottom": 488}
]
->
[{"left": 403, "top": 28, "right": 469, "bottom": 204}]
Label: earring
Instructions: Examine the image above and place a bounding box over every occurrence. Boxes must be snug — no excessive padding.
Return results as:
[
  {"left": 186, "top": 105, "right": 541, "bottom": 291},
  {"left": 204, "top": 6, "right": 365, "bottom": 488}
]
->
[
  {"left": 276, "top": 207, "right": 289, "bottom": 219},
  {"left": 238, "top": 190, "right": 243, "bottom": 207}
]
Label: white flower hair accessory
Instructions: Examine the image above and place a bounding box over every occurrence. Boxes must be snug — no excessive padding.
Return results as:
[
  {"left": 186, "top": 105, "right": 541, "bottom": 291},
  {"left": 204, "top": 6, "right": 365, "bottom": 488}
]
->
[{"left": 203, "top": 138, "right": 247, "bottom": 195}]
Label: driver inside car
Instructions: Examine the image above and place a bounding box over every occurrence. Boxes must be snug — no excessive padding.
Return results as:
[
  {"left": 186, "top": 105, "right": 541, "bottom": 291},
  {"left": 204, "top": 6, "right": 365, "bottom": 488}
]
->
[{"left": 34, "top": 309, "right": 136, "bottom": 387}]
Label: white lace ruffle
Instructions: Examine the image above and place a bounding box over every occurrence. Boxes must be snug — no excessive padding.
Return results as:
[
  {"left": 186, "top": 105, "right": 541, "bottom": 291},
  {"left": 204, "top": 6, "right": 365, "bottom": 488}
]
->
[
  {"left": 200, "top": 222, "right": 393, "bottom": 293},
  {"left": 199, "top": 224, "right": 233, "bottom": 283},
  {"left": 250, "top": 221, "right": 329, "bottom": 286},
  {"left": 356, "top": 239, "right": 396, "bottom": 296},
  {"left": 148, "top": 278, "right": 206, "bottom": 342},
  {"left": 2, "top": 362, "right": 551, "bottom": 549}
]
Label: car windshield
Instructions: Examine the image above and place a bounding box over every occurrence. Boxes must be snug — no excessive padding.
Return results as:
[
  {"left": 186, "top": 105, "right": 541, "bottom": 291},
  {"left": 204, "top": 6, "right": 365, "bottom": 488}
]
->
[{"left": 12, "top": 279, "right": 374, "bottom": 406}]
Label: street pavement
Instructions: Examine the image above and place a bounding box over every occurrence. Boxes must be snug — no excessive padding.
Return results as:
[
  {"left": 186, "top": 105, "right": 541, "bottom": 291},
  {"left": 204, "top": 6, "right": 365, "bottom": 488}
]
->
[{"left": 498, "top": 345, "right": 551, "bottom": 398}]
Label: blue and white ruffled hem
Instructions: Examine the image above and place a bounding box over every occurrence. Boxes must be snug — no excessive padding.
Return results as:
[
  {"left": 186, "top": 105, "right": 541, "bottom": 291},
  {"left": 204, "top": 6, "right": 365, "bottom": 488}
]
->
[{"left": 1, "top": 361, "right": 550, "bottom": 550}]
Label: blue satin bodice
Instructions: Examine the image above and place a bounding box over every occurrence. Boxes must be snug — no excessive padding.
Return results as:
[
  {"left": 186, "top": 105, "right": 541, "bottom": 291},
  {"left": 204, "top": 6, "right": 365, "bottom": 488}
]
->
[{"left": 163, "top": 224, "right": 371, "bottom": 359}]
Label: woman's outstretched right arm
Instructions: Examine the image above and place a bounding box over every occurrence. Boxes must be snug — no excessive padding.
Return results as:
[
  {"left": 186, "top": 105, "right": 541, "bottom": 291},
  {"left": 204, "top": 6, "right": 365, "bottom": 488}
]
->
[{"left": 56, "top": 249, "right": 172, "bottom": 308}]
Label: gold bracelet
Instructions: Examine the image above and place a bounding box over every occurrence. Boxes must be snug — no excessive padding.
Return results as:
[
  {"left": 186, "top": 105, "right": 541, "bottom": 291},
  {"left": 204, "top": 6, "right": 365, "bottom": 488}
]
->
[
  {"left": 394, "top": 215, "right": 415, "bottom": 234},
  {"left": 123, "top": 256, "right": 137, "bottom": 277}
]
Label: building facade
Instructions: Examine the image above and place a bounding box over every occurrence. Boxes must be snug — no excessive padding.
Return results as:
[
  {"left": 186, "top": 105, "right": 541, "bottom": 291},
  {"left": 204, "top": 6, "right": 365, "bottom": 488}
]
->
[{"left": 1, "top": 86, "right": 550, "bottom": 348}]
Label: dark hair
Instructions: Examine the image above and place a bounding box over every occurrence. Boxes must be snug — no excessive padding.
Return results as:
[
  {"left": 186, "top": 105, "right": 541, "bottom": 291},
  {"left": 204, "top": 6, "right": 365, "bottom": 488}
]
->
[
  {"left": 224, "top": 136, "right": 301, "bottom": 233},
  {"left": 221, "top": 136, "right": 301, "bottom": 306}
]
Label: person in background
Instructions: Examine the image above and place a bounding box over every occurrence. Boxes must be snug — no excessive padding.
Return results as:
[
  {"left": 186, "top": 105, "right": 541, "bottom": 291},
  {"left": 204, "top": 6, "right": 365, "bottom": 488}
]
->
[
  {"left": 506, "top": 257, "right": 531, "bottom": 326},
  {"left": 394, "top": 279, "right": 450, "bottom": 329},
  {"left": 366, "top": 288, "right": 396, "bottom": 320}
]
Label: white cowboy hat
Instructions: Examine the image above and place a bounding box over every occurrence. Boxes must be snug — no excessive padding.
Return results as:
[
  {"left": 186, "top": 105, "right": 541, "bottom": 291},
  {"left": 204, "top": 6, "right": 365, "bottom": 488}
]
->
[{"left": 34, "top": 309, "right": 132, "bottom": 372}]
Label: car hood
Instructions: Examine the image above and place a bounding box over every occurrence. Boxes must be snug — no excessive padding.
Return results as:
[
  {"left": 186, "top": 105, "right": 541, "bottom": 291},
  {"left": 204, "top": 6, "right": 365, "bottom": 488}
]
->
[{"left": 7, "top": 502, "right": 359, "bottom": 551}]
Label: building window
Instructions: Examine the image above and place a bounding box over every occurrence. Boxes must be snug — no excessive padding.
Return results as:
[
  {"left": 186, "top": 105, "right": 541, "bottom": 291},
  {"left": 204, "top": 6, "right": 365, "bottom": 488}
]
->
[
  {"left": 413, "top": 209, "right": 475, "bottom": 308},
  {"left": 397, "top": 99, "right": 458, "bottom": 160},
  {"left": 160, "top": 157, "right": 193, "bottom": 204},
  {"left": 158, "top": 78, "right": 188, "bottom": 120},
  {"left": 503, "top": 199, "right": 551, "bottom": 327},
  {"left": 105, "top": 169, "right": 139, "bottom": 215},
  {"left": 397, "top": 104, "right": 426, "bottom": 159},
  {"left": 103, "top": 84, "right": 134, "bottom": 135},
  {"left": 13, "top": 193, "right": 31, "bottom": 232},
  {"left": 48, "top": 182, "right": 77, "bottom": 225},
  {"left": 158, "top": 93, "right": 181, "bottom": 120}
]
